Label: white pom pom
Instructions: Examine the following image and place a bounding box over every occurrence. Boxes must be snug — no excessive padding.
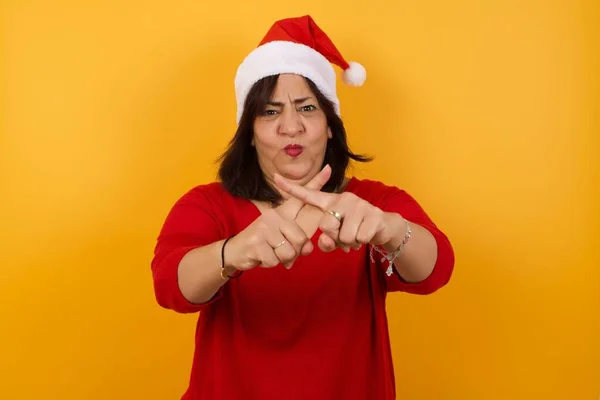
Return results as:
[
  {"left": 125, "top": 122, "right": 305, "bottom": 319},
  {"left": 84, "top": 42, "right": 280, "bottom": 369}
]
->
[{"left": 342, "top": 61, "right": 366, "bottom": 86}]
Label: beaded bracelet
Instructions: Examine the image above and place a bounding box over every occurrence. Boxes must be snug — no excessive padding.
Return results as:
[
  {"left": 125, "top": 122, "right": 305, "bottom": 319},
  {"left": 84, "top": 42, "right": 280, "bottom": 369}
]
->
[
  {"left": 369, "top": 218, "right": 412, "bottom": 276},
  {"left": 220, "top": 236, "right": 243, "bottom": 280}
]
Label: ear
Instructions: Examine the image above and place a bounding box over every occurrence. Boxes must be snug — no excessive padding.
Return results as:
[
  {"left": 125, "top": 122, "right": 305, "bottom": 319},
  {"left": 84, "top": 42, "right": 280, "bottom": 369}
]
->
[{"left": 327, "top": 126, "right": 332, "bottom": 139}]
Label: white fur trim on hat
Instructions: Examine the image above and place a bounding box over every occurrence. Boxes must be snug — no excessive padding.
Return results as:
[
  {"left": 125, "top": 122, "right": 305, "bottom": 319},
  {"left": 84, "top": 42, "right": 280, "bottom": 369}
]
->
[{"left": 234, "top": 41, "right": 340, "bottom": 125}]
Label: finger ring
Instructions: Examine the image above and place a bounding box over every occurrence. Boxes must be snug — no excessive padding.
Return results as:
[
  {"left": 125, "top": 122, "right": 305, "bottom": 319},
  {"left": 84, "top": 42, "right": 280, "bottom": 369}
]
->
[
  {"left": 328, "top": 210, "right": 343, "bottom": 223},
  {"left": 273, "top": 239, "right": 287, "bottom": 249}
]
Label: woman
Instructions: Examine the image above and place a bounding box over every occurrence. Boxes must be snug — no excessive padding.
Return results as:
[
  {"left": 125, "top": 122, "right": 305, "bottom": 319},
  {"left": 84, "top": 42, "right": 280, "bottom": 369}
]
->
[{"left": 151, "top": 15, "right": 455, "bottom": 400}]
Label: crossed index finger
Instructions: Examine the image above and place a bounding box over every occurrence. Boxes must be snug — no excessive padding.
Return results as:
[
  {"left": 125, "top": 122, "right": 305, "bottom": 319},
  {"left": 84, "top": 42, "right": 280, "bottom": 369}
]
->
[
  {"left": 276, "top": 164, "right": 332, "bottom": 220},
  {"left": 274, "top": 173, "right": 337, "bottom": 212}
]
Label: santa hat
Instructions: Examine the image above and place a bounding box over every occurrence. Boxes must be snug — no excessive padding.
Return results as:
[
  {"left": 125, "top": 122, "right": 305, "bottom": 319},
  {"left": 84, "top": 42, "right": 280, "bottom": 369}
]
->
[{"left": 234, "top": 15, "right": 366, "bottom": 124}]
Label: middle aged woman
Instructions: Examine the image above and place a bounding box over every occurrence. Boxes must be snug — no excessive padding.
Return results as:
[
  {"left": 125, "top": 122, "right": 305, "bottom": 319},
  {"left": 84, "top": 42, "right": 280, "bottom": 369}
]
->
[{"left": 151, "top": 15, "right": 455, "bottom": 400}]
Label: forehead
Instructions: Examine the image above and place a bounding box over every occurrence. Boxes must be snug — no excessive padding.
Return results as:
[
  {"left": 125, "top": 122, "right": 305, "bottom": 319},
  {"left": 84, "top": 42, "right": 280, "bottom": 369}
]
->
[{"left": 271, "top": 74, "right": 314, "bottom": 99}]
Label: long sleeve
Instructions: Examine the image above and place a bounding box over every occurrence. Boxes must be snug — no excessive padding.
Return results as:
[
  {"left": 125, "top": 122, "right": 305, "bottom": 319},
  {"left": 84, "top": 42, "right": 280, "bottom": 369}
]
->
[
  {"left": 357, "top": 179, "right": 455, "bottom": 295},
  {"left": 150, "top": 184, "right": 225, "bottom": 313}
]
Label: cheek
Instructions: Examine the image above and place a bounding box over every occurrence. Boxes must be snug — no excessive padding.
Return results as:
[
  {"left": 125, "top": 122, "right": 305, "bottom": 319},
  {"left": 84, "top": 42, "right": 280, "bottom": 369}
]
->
[
  {"left": 254, "top": 140, "right": 277, "bottom": 159},
  {"left": 252, "top": 130, "right": 278, "bottom": 154},
  {"left": 309, "top": 129, "right": 329, "bottom": 153},
  {"left": 304, "top": 120, "right": 329, "bottom": 145}
]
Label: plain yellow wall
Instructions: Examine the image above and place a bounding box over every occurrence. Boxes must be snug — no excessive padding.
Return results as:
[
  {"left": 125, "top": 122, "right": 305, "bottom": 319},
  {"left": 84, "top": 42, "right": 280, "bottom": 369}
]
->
[{"left": 1, "top": 1, "right": 598, "bottom": 399}]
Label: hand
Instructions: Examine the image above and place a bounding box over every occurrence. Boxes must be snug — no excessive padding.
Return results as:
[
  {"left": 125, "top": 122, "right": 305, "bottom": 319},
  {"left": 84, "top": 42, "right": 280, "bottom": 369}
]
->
[
  {"left": 226, "top": 165, "right": 333, "bottom": 270},
  {"left": 273, "top": 173, "right": 394, "bottom": 253}
]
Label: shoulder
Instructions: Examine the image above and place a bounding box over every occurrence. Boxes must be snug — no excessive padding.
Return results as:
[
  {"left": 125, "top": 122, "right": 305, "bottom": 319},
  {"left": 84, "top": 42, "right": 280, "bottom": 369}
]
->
[
  {"left": 159, "top": 181, "right": 248, "bottom": 234},
  {"left": 177, "top": 181, "right": 228, "bottom": 203},
  {"left": 345, "top": 176, "right": 406, "bottom": 200},
  {"left": 345, "top": 176, "right": 427, "bottom": 215},
  {"left": 169, "top": 181, "right": 240, "bottom": 215}
]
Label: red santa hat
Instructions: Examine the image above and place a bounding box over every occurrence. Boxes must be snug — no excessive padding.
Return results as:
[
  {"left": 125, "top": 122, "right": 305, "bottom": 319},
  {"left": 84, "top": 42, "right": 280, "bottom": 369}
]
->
[{"left": 234, "top": 15, "right": 366, "bottom": 124}]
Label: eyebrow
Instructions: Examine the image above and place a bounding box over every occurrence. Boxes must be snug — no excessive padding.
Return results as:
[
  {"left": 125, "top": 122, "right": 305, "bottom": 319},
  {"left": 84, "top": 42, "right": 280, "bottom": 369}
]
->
[{"left": 267, "top": 97, "right": 313, "bottom": 106}]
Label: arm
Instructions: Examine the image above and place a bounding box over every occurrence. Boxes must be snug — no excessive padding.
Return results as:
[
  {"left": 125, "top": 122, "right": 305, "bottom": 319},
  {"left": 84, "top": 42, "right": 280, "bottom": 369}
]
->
[
  {"left": 295, "top": 204, "right": 447, "bottom": 286},
  {"left": 375, "top": 188, "right": 455, "bottom": 295},
  {"left": 153, "top": 167, "right": 333, "bottom": 313},
  {"left": 151, "top": 186, "right": 231, "bottom": 313},
  {"left": 276, "top": 177, "right": 455, "bottom": 295},
  {"left": 380, "top": 212, "right": 438, "bottom": 283},
  {"left": 176, "top": 239, "right": 239, "bottom": 305}
]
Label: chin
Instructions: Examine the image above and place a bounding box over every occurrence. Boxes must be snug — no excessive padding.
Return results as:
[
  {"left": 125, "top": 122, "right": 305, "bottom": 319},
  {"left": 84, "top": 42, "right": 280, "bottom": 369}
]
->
[{"left": 278, "top": 164, "right": 314, "bottom": 183}]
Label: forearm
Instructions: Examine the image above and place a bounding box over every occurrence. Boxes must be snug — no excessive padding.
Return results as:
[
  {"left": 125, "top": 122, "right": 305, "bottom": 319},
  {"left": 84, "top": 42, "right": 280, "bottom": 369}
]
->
[
  {"left": 177, "top": 239, "right": 236, "bottom": 304},
  {"left": 382, "top": 212, "right": 438, "bottom": 283},
  {"left": 295, "top": 205, "right": 438, "bottom": 283}
]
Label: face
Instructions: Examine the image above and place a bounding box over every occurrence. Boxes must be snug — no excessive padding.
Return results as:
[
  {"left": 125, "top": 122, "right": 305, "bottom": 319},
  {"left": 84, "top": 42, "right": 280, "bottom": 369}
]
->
[{"left": 252, "top": 74, "right": 332, "bottom": 189}]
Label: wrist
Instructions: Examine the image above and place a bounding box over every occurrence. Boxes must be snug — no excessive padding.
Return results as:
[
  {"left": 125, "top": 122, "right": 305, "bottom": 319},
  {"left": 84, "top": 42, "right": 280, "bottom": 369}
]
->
[
  {"left": 371, "top": 213, "right": 413, "bottom": 277},
  {"left": 219, "top": 236, "right": 243, "bottom": 279},
  {"left": 381, "top": 212, "right": 406, "bottom": 252},
  {"left": 220, "top": 265, "right": 241, "bottom": 280}
]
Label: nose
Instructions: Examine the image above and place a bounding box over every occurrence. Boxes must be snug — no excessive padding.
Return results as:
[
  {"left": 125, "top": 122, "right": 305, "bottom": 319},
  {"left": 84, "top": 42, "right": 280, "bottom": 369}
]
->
[{"left": 279, "top": 108, "right": 304, "bottom": 136}]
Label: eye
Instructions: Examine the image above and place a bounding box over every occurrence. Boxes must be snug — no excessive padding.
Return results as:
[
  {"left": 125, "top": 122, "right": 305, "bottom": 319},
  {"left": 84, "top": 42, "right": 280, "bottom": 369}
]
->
[
  {"left": 263, "top": 109, "right": 278, "bottom": 116},
  {"left": 299, "top": 104, "right": 317, "bottom": 112}
]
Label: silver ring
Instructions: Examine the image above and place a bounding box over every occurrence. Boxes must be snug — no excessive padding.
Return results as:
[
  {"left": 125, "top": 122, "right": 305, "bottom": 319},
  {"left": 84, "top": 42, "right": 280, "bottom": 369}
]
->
[
  {"left": 328, "top": 210, "right": 343, "bottom": 223},
  {"left": 273, "top": 239, "right": 286, "bottom": 249}
]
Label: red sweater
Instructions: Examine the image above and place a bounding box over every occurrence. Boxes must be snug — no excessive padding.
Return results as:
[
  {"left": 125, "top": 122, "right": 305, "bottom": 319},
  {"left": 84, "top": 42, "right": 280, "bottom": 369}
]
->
[{"left": 151, "top": 177, "right": 454, "bottom": 400}]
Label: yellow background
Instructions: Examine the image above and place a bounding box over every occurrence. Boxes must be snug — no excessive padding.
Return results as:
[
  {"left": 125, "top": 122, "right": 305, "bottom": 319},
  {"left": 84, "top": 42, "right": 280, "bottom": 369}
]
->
[{"left": 1, "top": 0, "right": 598, "bottom": 399}]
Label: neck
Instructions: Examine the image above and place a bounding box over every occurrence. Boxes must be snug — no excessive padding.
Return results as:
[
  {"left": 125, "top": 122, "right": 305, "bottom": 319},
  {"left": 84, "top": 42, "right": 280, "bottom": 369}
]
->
[{"left": 262, "top": 173, "right": 291, "bottom": 202}]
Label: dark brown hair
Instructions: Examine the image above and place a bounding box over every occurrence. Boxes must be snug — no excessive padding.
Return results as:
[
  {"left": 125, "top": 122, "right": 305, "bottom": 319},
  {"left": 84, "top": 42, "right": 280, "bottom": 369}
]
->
[{"left": 217, "top": 74, "right": 372, "bottom": 204}]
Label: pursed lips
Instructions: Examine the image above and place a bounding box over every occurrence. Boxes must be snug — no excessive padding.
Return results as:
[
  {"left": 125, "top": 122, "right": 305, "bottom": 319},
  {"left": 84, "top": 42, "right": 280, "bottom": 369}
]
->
[{"left": 284, "top": 144, "right": 303, "bottom": 157}]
